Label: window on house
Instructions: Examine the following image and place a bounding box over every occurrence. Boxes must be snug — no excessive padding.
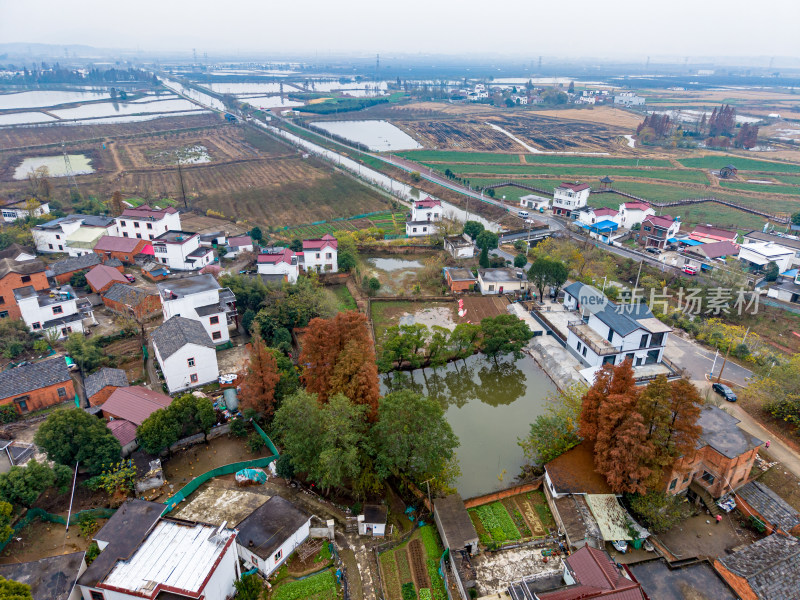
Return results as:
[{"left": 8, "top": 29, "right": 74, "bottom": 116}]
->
[
  {"left": 651, "top": 332, "right": 665, "bottom": 346},
  {"left": 123, "top": 232, "right": 129, "bottom": 238},
  {"left": 134, "top": 222, "right": 139, "bottom": 228},
  {"left": 212, "top": 331, "right": 222, "bottom": 340},
  {"left": 136, "top": 233, "right": 142, "bottom": 239},
  {"left": 14, "top": 397, "right": 29, "bottom": 412},
  {"left": 57, "top": 387, "right": 67, "bottom": 398},
  {"left": 56, "top": 234, "right": 61, "bottom": 239},
  {"left": 683, "top": 473, "right": 690, "bottom": 483},
  {"left": 274, "top": 549, "right": 283, "bottom": 562},
  {"left": 32, "top": 322, "right": 41, "bottom": 330},
  {"left": 21, "top": 275, "right": 31, "bottom": 283},
  {"left": 0, "top": 297, "right": 3, "bottom": 305},
  {"left": 210, "top": 316, "right": 219, "bottom": 325},
  {"left": 58, "top": 245, "right": 63, "bottom": 250},
  {"left": 576, "top": 341, "right": 582, "bottom": 352},
  {"left": 607, "top": 328, "right": 614, "bottom": 343},
  {"left": 669, "top": 478, "right": 677, "bottom": 490},
  {"left": 147, "top": 223, "right": 153, "bottom": 229},
  {"left": 187, "top": 357, "right": 195, "bottom": 367},
  {"left": 190, "top": 373, "right": 198, "bottom": 383},
  {"left": 53, "top": 306, "right": 63, "bottom": 315},
  {"left": 48, "top": 243, "right": 53, "bottom": 249},
  {"left": 582, "top": 347, "right": 587, "bottom": 357},
  {"left": 701, "top": 471, "right": 715, "bottom": 485},
  {"left": 0, "top": 311, "right": 8, "bottom": 319},
  {"left": 412, "top": 228, "right": 417, "bottom": 233},
  {"left": 639, "top": 334, "right": 649, "bottom": 349},
  {"left": 315, "top": 253, "right": 320, "bottom": 259},
  {"left": 644, "top": 226, "right": 651, "bottom": 232},
  {"left": 90, "top": 591, "right": 105, "bottom": 600},
  {"left": 119, "top": 221, "right": 126, "bottom": 227},
  {"left": 326, "top": 253, "right": 332, "bottom": 259}
]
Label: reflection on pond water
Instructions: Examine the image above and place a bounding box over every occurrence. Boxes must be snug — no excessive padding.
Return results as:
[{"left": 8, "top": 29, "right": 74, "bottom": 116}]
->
[
  {"left": 368, "top": 257, "right": 424, "bottom": 272},
  {"left": 380, "top": 353, "right": 556, "bottom": 497}
]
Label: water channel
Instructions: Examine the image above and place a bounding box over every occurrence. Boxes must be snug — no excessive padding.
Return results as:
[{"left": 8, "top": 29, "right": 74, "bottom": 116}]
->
[{"left": 380, "top": 353, "right": 556, "bottom": 498}]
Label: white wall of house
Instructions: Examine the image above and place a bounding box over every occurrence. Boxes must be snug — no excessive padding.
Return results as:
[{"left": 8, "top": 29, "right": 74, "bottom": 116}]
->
[
  {"left": 444, "top": 238, "right": 474, "bottom": 259},
  {"left": 567, "top": 314, "right": 668, "bottom": 368},
  {"left": 152, "top": 234, "right": 212, "bottom": 271},
  {"left": 519, "top": 194, "right": 550, "bottom": 210},
  {"left": 406, "top": 222, "right": 438, "bottom": 237},
  {"left": 154, "top": 342, "right": 219, "bottom": 394},
  {"left": 618, "top": 206, "right": 655, "bottom": 228},
  {"left": 477, "top": 274, "right": 528, "bottom": 295},
  {"left": 115, "top": 212, "right": 181, "bottom": 240},
  {"left": 411, "top": 204, "right": 441, "bottom": 223},
  {"left": 17, "top": 294, "right": 84, "bottom": 339},
  {"left": 161, "top": 291, "right": 229, "bottom": 345},
  {"left": 257, "top": 261, "right": 298, "bottom": 283},
  {"left": 303, "top": 246, "right": 338, "bottom": 272},
  {"left": 32, "top": 221, "right": 81, "bottom": 254},
  {"left": 358, "top": 520, "right": 386, "bottom": 537},
  {"left": 236, "top": 519, "right": 311, "bottom": 577},
  {"left": 738, "top": 244, "right": 794, "bottom": 273},
  {"left": 553, "top": 187, "right": 590, "bottom": 212},
  {"left": 2, "top": 202, "right": 49, "bottom": 222},
  {"left": 225, "top": 243, "right": 254, "bottom": 257}
]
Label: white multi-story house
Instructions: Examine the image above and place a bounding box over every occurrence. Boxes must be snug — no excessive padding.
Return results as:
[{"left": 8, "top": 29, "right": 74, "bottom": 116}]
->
[
  {"left": 156, "top": 274, "right": 237, "bottom": 345},
  {"left": 563, "top": 283, "right": 672, "bottom": 370},
  {"left": 151, "top": 230, "right": 214, "bottom": 271},
  {"left": 511, "top": 95, "right": 528, "bottom": 105},
  {"left": 14, "top": 284, "right": 93, "bottom": 339},
  {"left": 257, "top": 247, "right": 299, "bottom": 283},
  {"left": 77, "top": 500, "right": 239, "bottom": 600},
  {"left": 738, "top": 241, "right": 795, "bottom": 274},
  {"left": 618, "top": 201, "right": 655, "bottom": 229},
  {"left": 152, "top": 316, "right": 219, "bottom": 393},
  {"left": 614, "top": 92, "right": 645, "bottom": 106},
  {"left": 302, "top": 234, "right": 338, "bottom": 272},
  {"left": 236, "top": 496, "right": 312, "bottom": 578},
  {"left": 32, "top": 215, "right": 116, "bottom": 254},
  {"left": 406, "top": 198, "right": 442, "bottom": 237},
  {"left": 1, "top": 200, "right": 49, "bottom": 222},
  {"left": 577, "top": 207, "right": 620, "bottom": 227},
  {"left": 640, "top": 215, "right": 681, "bottom": 250},
  {"left": 114, "top": 205, "right": 182, "bottom": 240},
  {"left": 552, "top": 183, "right": 590, "bottom": 218}
]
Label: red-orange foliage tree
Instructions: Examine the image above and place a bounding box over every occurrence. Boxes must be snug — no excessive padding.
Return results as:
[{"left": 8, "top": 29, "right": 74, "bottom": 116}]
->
[
  {"left": 579, "top": 363, "right": 613, "bottom": 442},
  {"left": 300, "top": 311, "right": 379, "bottom": 419},
  {"left": 238, "top": 334, "right": 280, "bottom": 419}
]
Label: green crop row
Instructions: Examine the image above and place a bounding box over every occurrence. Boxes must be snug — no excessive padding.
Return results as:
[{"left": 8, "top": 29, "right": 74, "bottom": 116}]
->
[
  {"left": 396, "top": 548, "right": 413, "bottom": 585},
  {"left": 380, "top": 551, "right": 402, "bottom": 600},
  {"left": 491, "top": 502, "right": 522, "bottom": 540},
  {"left": 272, "top": 569, "right": 336, "bottom": 600},
  {"left": 678, "top": 156, "right": 800, "bottom": 174},
  {"left": 418, "top": 525, "right": 443, "bottom": 559},
  {"left": 473, "top": 505, "right": 506, "bottom": 542}
]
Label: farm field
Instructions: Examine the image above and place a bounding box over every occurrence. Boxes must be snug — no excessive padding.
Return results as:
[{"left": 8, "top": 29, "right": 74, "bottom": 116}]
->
[
  {"left": 435, "top": 163, "right": 710, "bottom": 184},
  {"left": 399, "top": 150, "right": 672, "bottom": 168},
  {"left": 678, "top": 156, "right": 800, "bottom": 173},
  {"left": 468, "top": 491, "right": 554, "bottom": 547},
  {"left": 371, "top": 301, "right": 457, "bottom": 348},
  {"left": 378, "top": 525, "right": 447, "bottom": 600},
  {"left": 719, "top": 181, "right": 800, "bottom": 196},
  {"left": 279, "top": 211, "right": 408, "bottom": 239},
  {"left": 0, "top": 117, "right": 392, "bottom": 228},
  {"left": 270, "top": 568, "right": 338, "bottom": 600}
]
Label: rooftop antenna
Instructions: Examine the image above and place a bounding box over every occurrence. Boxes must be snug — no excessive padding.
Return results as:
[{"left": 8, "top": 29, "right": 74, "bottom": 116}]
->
[{"left": 61, "top": 141, "right": 80, "bottom": 196}]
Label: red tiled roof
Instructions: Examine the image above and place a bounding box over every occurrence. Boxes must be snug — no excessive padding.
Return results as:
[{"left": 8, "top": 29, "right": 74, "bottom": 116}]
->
[
  {"left": 303, "top": 234, "right": 338, "bottom": 250},
  {"left": 101, "top": 386, "right": 172, "bottom": 426},
  {"left": 94, "top": 236, "right": 146, "bottom": 253},
  {"left": 558, "top": 182, "right": 591, "bottom": 192},
  {"left": 593, "top": 208, "right": 619, "bottom": 217},
  {"left": 227, "top": 236, "right": 252, "bottom": 247},
  {"left": 690, "top": 225, "right": 737, "bottom": 241},
  {"left": 107, "top": 419, "right": 137, "bottom": 447},
  {"left": 120, "top": 205, "right": 178, "bottom": 219},
  {"left": 85, "top": 264, "right": 127, "bottom": 292},
  {"left": 415, "top": 197, "right": 442, "bottom": 208},
  {"left": 644, "top": 215, "right": 676, "bottom": 229},
  {"left": 545, "top": 441, "right": 613, "bottom": 495},
  {"left": 622, "top": 202, "right": 651, "bottom": 211},
  {"left": 257, "top": 248, "right": 295, "bottom": 265},
  {"left": 692, "top": 240, "right": 740, "bottom": 259},
  {"left": 539, "top": 547, "right": 645, "bottom": 599}
]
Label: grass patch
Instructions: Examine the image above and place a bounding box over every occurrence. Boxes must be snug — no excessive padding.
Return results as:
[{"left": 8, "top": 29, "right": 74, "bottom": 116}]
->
[
  {"left": 678, "top": 156, "right": 800, "bottom": 174},
  {"left": 397, "top": 150, "right": 521, "bottom": 163},
  {"left": 270, "top": 569, "right": 337, "bottom": 600},
  {"left": 719, "top": 181, "right": 800, "bottom": 196},
  {"left": 469, "top": 502, "right": 521, "bottom": 545},
  {"left": 437, "top": 163, "right": 710, "bottom": 184},
  {"left": 330, "top": 285, "right": 357, "bottom": 312},
  {"left": 527, "top": 491, "right": 556, "bottom": 528}
]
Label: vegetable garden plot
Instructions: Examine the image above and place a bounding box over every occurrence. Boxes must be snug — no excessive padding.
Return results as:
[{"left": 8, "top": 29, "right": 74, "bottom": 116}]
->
[{"left": 270, "top": 568, "right": 337, "bottom": 600}]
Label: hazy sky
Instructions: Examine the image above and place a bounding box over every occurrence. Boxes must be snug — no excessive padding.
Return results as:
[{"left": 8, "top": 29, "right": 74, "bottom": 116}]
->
[{"left": 1, "top": 0, "right": 798, "bottom": 59}]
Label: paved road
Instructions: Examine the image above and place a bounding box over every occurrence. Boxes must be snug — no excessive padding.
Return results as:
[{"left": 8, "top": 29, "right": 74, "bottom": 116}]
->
[{"left": 665, "top": 333, "right": 753, "bottom": 387}]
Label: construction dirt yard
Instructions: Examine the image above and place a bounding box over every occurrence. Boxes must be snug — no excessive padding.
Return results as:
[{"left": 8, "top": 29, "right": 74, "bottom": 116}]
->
[
  {"left": 655, "top": 512, "right": 763, "bottom": 561},
  {"left": 0, "top": 114, "right": 391, "bottom": 229},
  {"left": 472, "top": 545, "right": 564, "bottom": 596}
]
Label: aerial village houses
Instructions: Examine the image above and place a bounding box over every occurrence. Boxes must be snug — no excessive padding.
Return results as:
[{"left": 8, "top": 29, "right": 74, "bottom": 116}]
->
[
  {"left": 689, "top": 224, "right": 738, "bottom": 244},
  {"left": 100, "top": 386, "right": 173, "bottom": 426},
  {"left": 15, "top": 283, "right": 92, "bottom": 338},
  {"left": 114, "top": 204, "right": 182, "bottom": 240},
  {"left": 152, "top": 316, "right": 220, "bottom": 393},
  {"left": 618, "top": 201, "right": 655, "bottom": 228},
  {"left": 1, "top": 199, "right": 49, "bottom": 222},
  {"left": 552, "top": 182, "right": 590, "bottom": 218},
  {"left": 742, "top": 229, "right": 800, "bottom": 269},
  {"left": 681, "top": 240, "right": 739, "bottom": 272},
  {"left": 0, "top": 243, "right": 37, "bottom": 263},
  {"left": 477, "top": 268, "right": 528, "bottom": 295},
  {"left": 224, "top": 235, "right": 254, "bottom": 257},
  {"left": 151, "top": 230, "right": 214, "bottom": 271},
  {"left": 32, "top": 214, "right": 116, "bottom": 255},
  {"left": 85, "top": 264, "right": 128, "bottom": 294},
  {"left": 156, "top": 273, "right": 237, "bottom": 344},
  {"left": 93, "top": 235, "right": 153, "bottom": 265},
  {"left": 738, "top": 239, "right": 795, "bottom": 273},
  {"left": 49, "top": 253, "right": 102, "bottom": 284},
  {"left": 715, "top": 534, "right": 800, "bottom": 600},
  {"left": 0, "top": 357, "right": 75, "bottom": 414},
  {"left": 639, "top": 214, "right": 681, "bottom": 250},
  {"left": 302, "top": 234, "right": 338, "bottom": 272},
  {"left": 236, "top": 496, "right": 312, "bottom": 577},
  {"left": 84, "top": 367, "right": 129, "bottom": 407},
  {"left": 0, "top": 254, "right": 48, "bottom": 319},
  {"left": 0, "top": 551, "right": 86, "bottom": 600},
  {"left": 444, "top": 234, "right": 475, "bottom": 259},
  {"left": 257, "top": 247, "right": 299, "bottom": 283},
  {"left": 406, "top": 198, "right": 442, "bottom": 237},
  {"left": 443, "top": 267, "right": 478, "bottom": 292},
  {"left": 101, "top": 283, "right": 162, "bottom": 320},
  {"left": 77, "top": 499, "right": 239, "bottom": 600}
]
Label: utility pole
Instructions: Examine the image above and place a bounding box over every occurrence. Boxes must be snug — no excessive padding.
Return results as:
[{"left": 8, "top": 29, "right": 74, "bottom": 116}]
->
[
  {"left": 716, "top": 340, "right": 733, "bottom": 383},
  {"left": 177, "top": 160, "right": 188, "bottom": 210}
]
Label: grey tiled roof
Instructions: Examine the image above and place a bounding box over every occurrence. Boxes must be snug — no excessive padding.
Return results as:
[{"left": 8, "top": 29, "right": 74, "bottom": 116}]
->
[
  {"left": 50, "top": 252, "right": 101, "bottom": 276},
  {"left": 151, "top": 316, "right": 214, "bottom": 360},
  {"left": 719, "top": 534, "right": 800, "bottom": 600},
  {"left": 737, "top": 481, "right": 800, "bottom": 533},
  {"left": 102, "top": 283, "right": 152, "bottom": 306},
  {"left": 594, "top": 302, "right": 654, "bottom": 337},
  {"left": 84, "top": 367, "right": 128, "bottom": 399},
  {"left": 697, "top": 405, "right": 762, "bottom": 459},
  {"left": 0, "top": 357, "right": 71, "bottom": 400}
]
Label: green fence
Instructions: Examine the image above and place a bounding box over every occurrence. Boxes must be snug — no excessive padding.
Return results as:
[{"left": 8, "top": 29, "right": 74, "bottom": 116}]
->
[
  {"left": 0, "top": 507, "right": 117, "bottom": 554},
  {"left": 162, "top": 425, "right": 279, "bottom": 515}
]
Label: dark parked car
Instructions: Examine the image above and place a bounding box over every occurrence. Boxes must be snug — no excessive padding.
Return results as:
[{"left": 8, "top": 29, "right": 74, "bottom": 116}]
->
[
  {"left": 646, "top": 247, "right": 662, "bottom": 254},
  {"left": 712, "top": 383, "right": 737, "bottom": 402}
]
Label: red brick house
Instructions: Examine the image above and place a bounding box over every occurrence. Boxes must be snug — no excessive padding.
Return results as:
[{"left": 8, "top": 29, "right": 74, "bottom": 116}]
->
[
  {"left": 443, "top": 267, "right": 478, "bottom": 293},
  {"left": 101, "top": 283, "right": 161, "bottom": 320},
  {"left": 0, "top": 257, "right": 49, "bottom": 320},
  {"left": 84, "top": 367, "right": 129, "bottom": 407},
  {"left": 0, "top": 357, "right": 75, "bottom": 414},
  {"left": 86, "top": 264, "right": 129, "bottom": 294},
  {"left": 93, "top": 236, "right": 152, "bottom": 264},
  {"left": 49, "top": 253, "right": 102, "bottom": 285},
  {"left": 665, "top": 405, "right": 761, "bottom": 500}
]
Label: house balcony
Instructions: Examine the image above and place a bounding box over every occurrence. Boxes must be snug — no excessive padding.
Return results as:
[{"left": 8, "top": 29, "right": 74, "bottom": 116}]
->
[{"left": 567, "top": 320, "right": 620, "bottom": 356}]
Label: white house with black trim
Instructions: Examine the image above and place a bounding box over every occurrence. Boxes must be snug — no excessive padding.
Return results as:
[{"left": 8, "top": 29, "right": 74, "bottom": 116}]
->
[
  {"left": 151, "top": 230, "right": 214, "bottom": 271},
  {"left": 156, "top": 274, "right": 237, "bottom": 345},
  {"left": 152, "top": 316, "right": 219, "bottom": 393},
  {"left": 236, "top": 496, "right": 312, "bottom": 577},
  {"left": 1, "top": 200, "right": 49, "bottom": 223},
  {"left": 14, "top": 284, "right": 93, "bottom": 339}
]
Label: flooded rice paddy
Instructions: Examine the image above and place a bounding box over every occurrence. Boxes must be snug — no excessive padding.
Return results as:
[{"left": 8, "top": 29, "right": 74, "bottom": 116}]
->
[
  {"left": 14, "top": 154, "right": 94, "bottom": 179},
  {"left": 309, "top": 119, "right": 423, "bottom": 151}
]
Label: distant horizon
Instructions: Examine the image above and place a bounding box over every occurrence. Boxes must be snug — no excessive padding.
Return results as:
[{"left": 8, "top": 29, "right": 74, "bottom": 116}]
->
[{"left": 1, "top": 0, "right": 798, "bottom": 64}]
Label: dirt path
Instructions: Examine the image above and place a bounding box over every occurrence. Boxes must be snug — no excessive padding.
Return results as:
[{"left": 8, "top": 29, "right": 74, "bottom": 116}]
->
[
  {"left": 107, "top": 139, "right": 124, "bottom": 177},
  {"left": 519, "top": 154, "right": 527, "bottom": 164}
]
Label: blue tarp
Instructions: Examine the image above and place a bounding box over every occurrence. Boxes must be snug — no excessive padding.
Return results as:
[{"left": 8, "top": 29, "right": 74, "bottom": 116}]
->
[
  {"left": 235, "top": 468, "right": 268, "bottom": 484},
  {"left": 677, "top": 238, "right": 703, "bottom": 246},
  {"left": 592, "top": 219, "right": 619, "bottom": 232}
]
